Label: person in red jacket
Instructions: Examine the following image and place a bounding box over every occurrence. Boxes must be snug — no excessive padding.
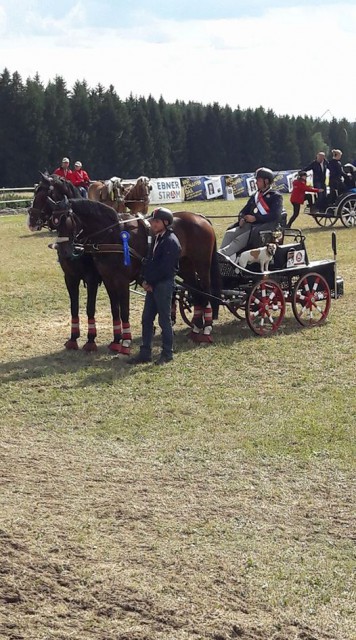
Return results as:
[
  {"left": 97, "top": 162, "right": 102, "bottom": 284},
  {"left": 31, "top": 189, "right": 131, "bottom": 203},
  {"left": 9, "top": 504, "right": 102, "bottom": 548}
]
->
[
  {"left": 287, "top": 171, "right": 323, "bottom": 228},
  {"left": 70, "top": 161, "right": 91, "bottom": 197},
  {"left": 53, "top": 157, "right": 73, "bottom": 180}
]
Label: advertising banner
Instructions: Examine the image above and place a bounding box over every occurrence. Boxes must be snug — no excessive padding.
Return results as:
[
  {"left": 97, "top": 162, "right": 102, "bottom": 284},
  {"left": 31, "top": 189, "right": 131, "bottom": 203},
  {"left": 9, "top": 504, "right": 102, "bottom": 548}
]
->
[
  {"left": 144, "top": 170, "right": 301, "bottom": 204},
  {"left": 149, "top": 177, "right": 183, "bottom": 204},
  {"left": 181, "top": 176, "right": 224, "bottom": 201},
  {"left": 273, "top": 170, "right": 297, "bottom": 193},
  {"left": 223, "top": 174, "right": 256, "bottom": 198}
]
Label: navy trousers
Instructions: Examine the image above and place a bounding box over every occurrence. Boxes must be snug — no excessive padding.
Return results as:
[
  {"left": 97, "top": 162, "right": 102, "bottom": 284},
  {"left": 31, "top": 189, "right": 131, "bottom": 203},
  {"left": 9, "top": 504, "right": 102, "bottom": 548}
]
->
[{"left": 140, "top": 279, "right": 174, "bottom": 359}]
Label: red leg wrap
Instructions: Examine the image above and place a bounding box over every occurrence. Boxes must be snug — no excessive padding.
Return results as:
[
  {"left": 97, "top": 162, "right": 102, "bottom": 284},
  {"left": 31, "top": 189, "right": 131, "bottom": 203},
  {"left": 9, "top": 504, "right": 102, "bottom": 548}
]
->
[
  {"left": 108, "top": 342, "right": 122, "bottom": 353},
  {"left": 87, "top": 317, "right": 97, "bottom": 337},
  {"left": 70, "top": 316, "right": 80, "bottom": 340}
]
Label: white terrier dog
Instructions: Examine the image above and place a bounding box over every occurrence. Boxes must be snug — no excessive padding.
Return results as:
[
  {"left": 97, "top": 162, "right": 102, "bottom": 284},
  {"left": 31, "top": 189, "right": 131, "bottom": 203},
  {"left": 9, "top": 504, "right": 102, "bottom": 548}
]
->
[{"left": 237, "top": 243, "right": 277, "bottom": 272}]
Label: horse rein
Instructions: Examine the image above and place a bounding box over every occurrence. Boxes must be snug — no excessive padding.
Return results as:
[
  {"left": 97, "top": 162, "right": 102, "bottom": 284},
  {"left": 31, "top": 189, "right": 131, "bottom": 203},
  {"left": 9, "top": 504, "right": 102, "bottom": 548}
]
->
[{"left": 49, "top": 206, "right": 149, "bottom": 261}]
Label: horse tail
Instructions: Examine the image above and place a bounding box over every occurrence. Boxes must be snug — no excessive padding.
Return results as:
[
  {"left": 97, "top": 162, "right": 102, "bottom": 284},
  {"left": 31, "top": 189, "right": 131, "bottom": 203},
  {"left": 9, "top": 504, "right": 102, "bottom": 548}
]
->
[{"left": 210, "top": 237, "right": 221, "bottom": 320}]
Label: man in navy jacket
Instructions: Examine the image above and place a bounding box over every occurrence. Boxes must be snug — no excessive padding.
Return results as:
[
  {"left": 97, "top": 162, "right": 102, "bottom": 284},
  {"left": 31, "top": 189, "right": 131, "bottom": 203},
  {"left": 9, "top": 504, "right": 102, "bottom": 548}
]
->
[
  {"left": 129, "top": 208, "right": 181, "bottom": 365},
  {"left": 303, "top": 151, "right": 328, "bottom": 210},
  {"left": 219, "top": 167, "right": 283, "bottom": 260}
]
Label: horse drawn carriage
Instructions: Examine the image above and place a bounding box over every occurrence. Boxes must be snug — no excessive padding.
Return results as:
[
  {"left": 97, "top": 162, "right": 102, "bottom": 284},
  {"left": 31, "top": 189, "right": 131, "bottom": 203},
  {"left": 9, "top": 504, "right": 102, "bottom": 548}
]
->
[
  {"left": 27, "top": 173, "right": 344, "bottom": 348},
  {"left": 175, "top": 226, "right": 344, "bottom": 336},
  {"left": 304, "top": 188, "right": 356, "bottom": 228}
]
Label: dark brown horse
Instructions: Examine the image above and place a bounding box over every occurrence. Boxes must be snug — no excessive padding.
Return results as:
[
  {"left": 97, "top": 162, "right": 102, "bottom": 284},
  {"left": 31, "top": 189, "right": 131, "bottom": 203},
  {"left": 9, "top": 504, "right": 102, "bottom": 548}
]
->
[
  {"left": 45, "top": 197, "right": 149, "bottom": 354},
  {"left": 28, "top": 173, "right": 109, "bottom": 351},
  {"left": 29, "top": 178, "right": 220, "bottom": 352},
  {"left": 28, "top": 172, "right": 82, "bottom": 230}
]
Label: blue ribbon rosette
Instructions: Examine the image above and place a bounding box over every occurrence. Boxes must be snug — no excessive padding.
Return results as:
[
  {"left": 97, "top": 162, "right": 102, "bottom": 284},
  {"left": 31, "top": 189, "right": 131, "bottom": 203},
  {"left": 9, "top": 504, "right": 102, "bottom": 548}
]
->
[{"left": 120, "top": 230, "right": 131, "bottom": 266}]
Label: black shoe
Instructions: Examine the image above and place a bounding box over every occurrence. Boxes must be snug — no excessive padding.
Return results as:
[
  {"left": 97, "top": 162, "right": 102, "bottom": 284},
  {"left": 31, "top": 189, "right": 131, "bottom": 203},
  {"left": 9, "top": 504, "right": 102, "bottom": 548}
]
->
[
  {"left": 127, "top": 354, "right": 152, "bottom": 365},
  {"left": 155, "top": 354, "right": 173, "bottom": 365}
]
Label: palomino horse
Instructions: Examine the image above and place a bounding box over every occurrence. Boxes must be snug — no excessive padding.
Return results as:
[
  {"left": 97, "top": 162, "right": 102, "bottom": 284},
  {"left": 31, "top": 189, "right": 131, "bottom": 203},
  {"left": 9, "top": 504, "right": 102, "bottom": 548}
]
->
[
  {"left": 28, "top": 173, "right": 106, "bottom": 351},
  {"left": 119, "top": 176, "right": 151, "bottom": 216},
  {"left": 88, "top": 177, "right": 126, "bottom": 213},
  {"left": 31, "top": 192, "right": 221, "bottom": 354}
]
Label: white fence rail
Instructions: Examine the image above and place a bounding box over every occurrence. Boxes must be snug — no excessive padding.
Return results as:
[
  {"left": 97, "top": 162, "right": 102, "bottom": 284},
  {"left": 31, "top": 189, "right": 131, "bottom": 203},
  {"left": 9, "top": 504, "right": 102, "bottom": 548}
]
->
[{"left": 0, "top": 187, "right": 35, "bottom": 206}]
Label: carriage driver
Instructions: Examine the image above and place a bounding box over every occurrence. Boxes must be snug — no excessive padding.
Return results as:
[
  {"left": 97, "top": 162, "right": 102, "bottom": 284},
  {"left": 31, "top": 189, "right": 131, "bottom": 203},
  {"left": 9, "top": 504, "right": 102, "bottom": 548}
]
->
[
  {"left": 219, "top": 167, "right": 283, "bottom": 261},
  {"left": 128, "top": 207, "right": 181, "bottom": 366}
]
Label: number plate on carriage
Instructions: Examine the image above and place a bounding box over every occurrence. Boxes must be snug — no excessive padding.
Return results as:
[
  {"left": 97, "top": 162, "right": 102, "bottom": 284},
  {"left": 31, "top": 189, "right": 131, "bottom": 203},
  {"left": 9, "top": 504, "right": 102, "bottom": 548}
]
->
[{"left": 287, "top": 249, "right": 306, "bottom": 268}]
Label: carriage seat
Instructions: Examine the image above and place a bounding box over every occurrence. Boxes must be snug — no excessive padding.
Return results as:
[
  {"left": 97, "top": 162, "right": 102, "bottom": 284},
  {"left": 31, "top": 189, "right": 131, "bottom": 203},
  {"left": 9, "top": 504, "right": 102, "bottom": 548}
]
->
[{"left": 244, "top": 208, "right": 287, "bottom": 251}]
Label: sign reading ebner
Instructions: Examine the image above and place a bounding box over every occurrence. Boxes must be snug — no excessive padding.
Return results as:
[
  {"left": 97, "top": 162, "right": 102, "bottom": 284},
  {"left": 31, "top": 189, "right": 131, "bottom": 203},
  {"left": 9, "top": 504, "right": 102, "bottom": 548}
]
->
[{"left": 149, "top": 178, "right": 183, "bottom": 204}]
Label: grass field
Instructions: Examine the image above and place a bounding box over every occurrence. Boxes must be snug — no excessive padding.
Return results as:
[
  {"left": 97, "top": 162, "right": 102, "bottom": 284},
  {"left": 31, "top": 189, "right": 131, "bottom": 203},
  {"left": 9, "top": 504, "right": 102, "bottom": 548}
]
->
[{"left": 0, "top": 199, "right": 355, "bottom": 640}]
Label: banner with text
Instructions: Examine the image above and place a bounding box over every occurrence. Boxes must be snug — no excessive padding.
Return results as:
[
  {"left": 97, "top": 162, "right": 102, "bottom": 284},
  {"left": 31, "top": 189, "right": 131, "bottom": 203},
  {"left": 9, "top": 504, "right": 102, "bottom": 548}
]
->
[
  {"left": 149, "top": 177, "right": 183, "bottom": 204},
  {"left": 181, "top": 176, "right": 224, "bottom": 201},
  {"left": 147, "top": 170, "right": 299, "bottom": 204}
]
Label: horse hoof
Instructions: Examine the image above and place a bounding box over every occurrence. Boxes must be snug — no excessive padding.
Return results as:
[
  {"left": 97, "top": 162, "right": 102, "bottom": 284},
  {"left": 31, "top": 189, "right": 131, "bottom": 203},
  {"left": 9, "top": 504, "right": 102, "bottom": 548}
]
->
[
  {"left": 108, "top": 342, "right": 121, "bottom": 353},
  {"left": 82, "top": 342, "right": 98, "bottom": 352},
  {"left": 65, "top": 339, "right": 79, "bottom": 350},
  {"left": 189, "top": 331, "right": 201, "bottom": 343},
  {"left": 118, "top": 345, "right": 130, "bottom": 356}
]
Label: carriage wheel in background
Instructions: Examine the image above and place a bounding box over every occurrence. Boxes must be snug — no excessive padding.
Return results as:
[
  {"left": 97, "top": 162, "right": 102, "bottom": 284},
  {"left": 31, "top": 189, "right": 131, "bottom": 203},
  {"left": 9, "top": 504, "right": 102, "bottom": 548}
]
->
[
  {"left": 337, "top": 194, "right": 356, "bottom": 227},
  {"left": 314, "top": 208, "right": 338, "bottom": 227},
  {"left": 245, "top": 279, "right": 285, "bottom": 336},
  {"left": 292, "top": 272, "right": 331, "bottom": 327}
]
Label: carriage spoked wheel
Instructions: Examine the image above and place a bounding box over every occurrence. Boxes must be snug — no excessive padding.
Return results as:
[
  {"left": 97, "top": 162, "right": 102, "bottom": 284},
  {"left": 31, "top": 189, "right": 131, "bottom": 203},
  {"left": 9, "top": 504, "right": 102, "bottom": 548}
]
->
[
  {"left": 245, "top": 279, "right": 286, "bottom": 336},
  {"left": 314, "top": 208, "right": 338, "bottom": 227},
  {"left": 224, "top": 298, "right": 245, "bottom": 321},
  {"left": 292, "top": 272, "right": 331, "bottom": 327},
  {"left": 337, "top": 195, "right": 356, "bottom": 227},
  {"left": 178, "top": 292, "right": 194, "bottom": 327}
]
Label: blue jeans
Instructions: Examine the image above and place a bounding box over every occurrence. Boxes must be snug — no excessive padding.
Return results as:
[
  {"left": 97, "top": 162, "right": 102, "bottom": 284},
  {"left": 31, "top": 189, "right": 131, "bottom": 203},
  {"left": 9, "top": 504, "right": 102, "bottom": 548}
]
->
[
  {"left": 140, "top": 279, "right": 174, "bottom": 359},
  {"left": 79, "top": 187, "right": 88, "bottom": 198}
]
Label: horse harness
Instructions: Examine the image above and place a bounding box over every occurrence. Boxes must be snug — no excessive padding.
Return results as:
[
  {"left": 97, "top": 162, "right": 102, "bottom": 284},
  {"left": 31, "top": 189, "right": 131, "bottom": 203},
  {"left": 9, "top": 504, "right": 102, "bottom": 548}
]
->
[{"left": 49, "top": 205, "right": 150, "bottom": 262}]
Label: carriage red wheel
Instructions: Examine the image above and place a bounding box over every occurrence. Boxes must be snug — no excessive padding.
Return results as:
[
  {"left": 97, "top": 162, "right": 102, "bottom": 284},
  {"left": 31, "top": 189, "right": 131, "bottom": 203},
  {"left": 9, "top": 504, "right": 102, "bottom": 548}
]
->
[
  {"left": 292, "top": 272, "right": 331, "bottom": 326},
  {"left": 245, "top": 279, "right": 285, "bottom": 336}
]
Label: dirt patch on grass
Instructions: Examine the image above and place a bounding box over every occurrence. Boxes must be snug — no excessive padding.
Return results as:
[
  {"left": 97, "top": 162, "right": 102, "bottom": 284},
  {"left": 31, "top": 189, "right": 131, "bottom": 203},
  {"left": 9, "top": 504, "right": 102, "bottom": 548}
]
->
[{"left": 0, "top": 424, "right": 354, "bottom": 640}]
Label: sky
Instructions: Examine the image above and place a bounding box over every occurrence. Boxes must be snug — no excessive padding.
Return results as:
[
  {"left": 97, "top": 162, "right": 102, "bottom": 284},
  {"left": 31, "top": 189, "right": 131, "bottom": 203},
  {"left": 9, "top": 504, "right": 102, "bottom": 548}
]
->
[{"left": 1, "top": 0, "right": 356, "bottom": 121}]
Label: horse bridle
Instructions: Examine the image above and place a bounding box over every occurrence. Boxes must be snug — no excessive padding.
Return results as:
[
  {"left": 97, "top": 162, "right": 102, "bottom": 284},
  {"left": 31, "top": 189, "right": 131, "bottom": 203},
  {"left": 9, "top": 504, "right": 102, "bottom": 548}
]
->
[
  {"left": 49, "top": 202, "right": 148, "bottom": 246},
  {"left": 28, "top": 183, "right": 64, "bottom": 230},
  {"left": 124, "top": 181, "right": 150, "bottom": 204},
  {"left": 49, "top": 206, "right": 84, "bottom": 241}
]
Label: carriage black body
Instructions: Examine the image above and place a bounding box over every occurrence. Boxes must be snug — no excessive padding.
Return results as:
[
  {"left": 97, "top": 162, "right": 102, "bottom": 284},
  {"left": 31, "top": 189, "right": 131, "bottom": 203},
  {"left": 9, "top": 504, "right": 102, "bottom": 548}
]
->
[
  {"left": 304, "top": 188, "right": 356, "bottom": 228},
  {"left": 176, "top": 228, "right": 343, "bottom": 336}
]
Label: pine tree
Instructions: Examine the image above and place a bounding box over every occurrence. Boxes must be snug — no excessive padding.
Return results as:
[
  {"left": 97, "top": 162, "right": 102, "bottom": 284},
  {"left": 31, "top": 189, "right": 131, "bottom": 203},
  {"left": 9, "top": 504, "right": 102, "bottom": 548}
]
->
[{"left": 44, "top": 76, "right": 72, "bottom": 171}]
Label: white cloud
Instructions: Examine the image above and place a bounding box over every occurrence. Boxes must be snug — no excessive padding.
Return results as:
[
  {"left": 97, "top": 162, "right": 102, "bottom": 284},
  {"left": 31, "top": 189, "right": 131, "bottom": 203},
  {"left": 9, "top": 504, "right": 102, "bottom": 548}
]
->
[{"left": 1, "top": 3, "right": 355, "bottom": 120}]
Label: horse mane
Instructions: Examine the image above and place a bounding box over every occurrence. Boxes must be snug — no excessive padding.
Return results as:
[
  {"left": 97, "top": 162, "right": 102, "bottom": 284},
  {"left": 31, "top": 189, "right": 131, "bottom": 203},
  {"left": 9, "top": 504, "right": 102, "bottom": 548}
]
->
[
  {"left": 50, "top": 174, "right": 81, "bottom": 199},
  {"left": 70, "top": 198, "right": 120, "bottom": 225},
  {"left": 125, "top": 176, "right": 149, "bottom": 199},
  {"left": 105, "top": 176, "right": 123, "bottom": 196}
]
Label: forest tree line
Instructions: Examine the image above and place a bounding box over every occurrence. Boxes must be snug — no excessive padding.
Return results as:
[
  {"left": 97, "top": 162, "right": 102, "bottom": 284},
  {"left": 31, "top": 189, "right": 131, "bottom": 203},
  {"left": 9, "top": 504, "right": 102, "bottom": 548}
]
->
[{"left": 1, "top": 68, "right": 356, "bottom": 187}]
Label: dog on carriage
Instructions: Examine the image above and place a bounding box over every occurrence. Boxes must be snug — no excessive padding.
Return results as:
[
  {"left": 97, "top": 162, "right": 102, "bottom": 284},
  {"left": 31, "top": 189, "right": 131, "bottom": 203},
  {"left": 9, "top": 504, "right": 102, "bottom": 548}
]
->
[{"left": 237, "top": 243, "right": 277, "bottom": 272}]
